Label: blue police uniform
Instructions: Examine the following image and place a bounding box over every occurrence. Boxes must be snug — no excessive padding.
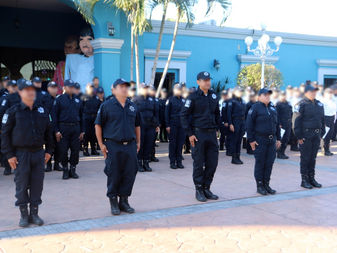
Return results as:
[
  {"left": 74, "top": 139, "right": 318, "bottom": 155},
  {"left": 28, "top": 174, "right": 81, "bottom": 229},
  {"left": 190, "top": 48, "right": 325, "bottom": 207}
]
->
[
  {"left": 133, "top": 93, "right": 159, "bottom": 172},
  {"left": 51, "top": 79, "right": 83, "bottom": 179},
  {"left": 246, "top": 89, "right": 280, "bottom": 195},
  {"left": 1, "top": 80, "right": 54, "bottom": 227},
  {"left": 159, "top": 97, "right": 168, "bottom": 142},
  {"left": 294, "top": 86, "right": 325, "bottom": 189},
  {"left": 244, "top": 100, "right": 256, "bottom": 155},
  {"left": 276, "top": 99, "right": 293, "bottom": 159},
  {"left": 181, "top": 71, "right": 220, "bottom": 202},
  {"left": 165, "top": 95, "right": 185, "bottom": 169},
  {"left": 226, "top": 95, "right": 246, "bottom": 164},
  {"left": 151, "top": 96, "right": 160, "bottom": 162}
]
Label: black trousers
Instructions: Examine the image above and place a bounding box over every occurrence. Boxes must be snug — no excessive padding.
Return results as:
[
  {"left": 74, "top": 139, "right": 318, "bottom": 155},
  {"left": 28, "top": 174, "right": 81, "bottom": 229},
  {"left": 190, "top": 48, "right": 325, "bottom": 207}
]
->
[
  {"left": 105, "top": 140, "right": 138, "bottom": 198},
  {"left": 14, "top": 149, "right": 45, "bottom": 207},
  {"left": 84, "top": 116, "right": 97, "bottom": 150},
  {"left": 324, "top": 115, "right": 335, "bottom": 151},
  {"left": 279, "top": 125, "right": 291, "bottom": 154},
  {"left": 219, "top": 124, "right": 227, "bottom": 147},
  {"left": 58, "top": 124, "right": 80, "bottom": 167},
  {"left": 159, "top": 124, "right": 168, "bottom": 142},
  {"left": 253, "top": 136, "right": 276, "bottom": 183},
  {"left": 168, "top": 125, "right": 185, "bottom": 163},
  {"left": 184, "top": 135, "right": 191, "bottom": 152},
  {"left": 138, "top": 125, "right": 156, "bottom": 161},
  {"left": 228, "top": 120, "right": 245, "bottom": 155},
  {"left": 191, "top": 129, "right": 219, "bottom": 188},
  {"left": 300, "top": 131, "right": 320, "bottom": 175}
]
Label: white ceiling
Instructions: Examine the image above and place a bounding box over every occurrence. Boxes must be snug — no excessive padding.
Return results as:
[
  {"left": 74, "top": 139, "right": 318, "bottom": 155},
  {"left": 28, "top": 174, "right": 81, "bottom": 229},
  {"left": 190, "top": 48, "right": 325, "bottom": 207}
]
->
[{"left": 0, "top": 0, "right": 75, "bottom": 13}]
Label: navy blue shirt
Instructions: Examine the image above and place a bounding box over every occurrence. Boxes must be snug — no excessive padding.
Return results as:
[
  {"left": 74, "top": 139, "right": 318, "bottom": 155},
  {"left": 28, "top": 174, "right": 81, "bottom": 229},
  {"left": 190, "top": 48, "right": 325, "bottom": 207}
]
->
[
  {"left": 82, "top": 94, "right": 101, "bottom": 117},
  {"left": 0, "top": 93, "right": 21, "bottom": 121},
  {"left": 51, "top": 93, "right": 83, "bottom": 133},
  {"left": 246, "top": 101, "right": 281, "bottom": 143},
  {"left": 221, "top": 100, "right": 229, "bottom": 124},
  {"left": 226, "top": 96, "right": 246, "bottom": 125},
  {"left": 95, "top": 97, "right": 140, "bottom": 141},
  {"left": 159, "top": 98, "right": 167, "bottom": 125},
  {"left": 276, "top": 101, "right": 293, "bottom": 128},
  {"left": 132, "top": 95, "right": 159, "bottom": 127},
  {"left": 165, "top": 95, "right": 185, "bottom": 127},
  {"left": 181, "top": 88, "right": 220, "bottom": 137}
]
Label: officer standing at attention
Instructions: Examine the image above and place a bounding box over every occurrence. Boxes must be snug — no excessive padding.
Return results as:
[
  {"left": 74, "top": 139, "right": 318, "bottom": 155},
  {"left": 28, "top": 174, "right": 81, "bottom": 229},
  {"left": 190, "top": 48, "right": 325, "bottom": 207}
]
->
[
  {"left": 52, "top": 79, "right": 84, "bottom": 180},
  {"left": 218, "top": 90, "right": 228, "bottom": 151},
  {"left": 32, "top": 77, "right": 49, "bottom": 108},
  {"left": 165, "top": 83, "right": 185, "bottom": 169},
  {"left": 246, "top": 88, "right": 281, "bottom": 196},
  {"left": 95, "top": 78, "right": 140, "bottom": 215},
  {"left": 276, "top": 91, "right": 293, "bottom": 159},
  {"left": 159, "top": 88, "right": 168, "bottom": 143},
  {"left": 1, "top": 80, "right": 54, "bottom": 227},
  {"left": 181, "top": 71, "right": 220, "bottom": 202},
  {"left": 227, "top": 87, "right": 246, "bottom": 164},
  {"left": 148, "top": 85, "right": 160, "bottom": 162},
  {"left": 244, "top": 92, "right": 257, "bottom": 155},
  {"left": 294, "top": 85, "right": 325, "bottom": 189},
  {"left": 0, "top": 76, "right": 10, "bottom": 96}
]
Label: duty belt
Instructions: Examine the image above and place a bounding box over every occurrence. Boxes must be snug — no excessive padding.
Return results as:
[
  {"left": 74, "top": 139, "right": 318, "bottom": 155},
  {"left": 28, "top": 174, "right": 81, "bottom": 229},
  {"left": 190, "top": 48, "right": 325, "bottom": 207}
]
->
[
  {"left": 106, "top": 139, "right": 135, "bottom": 145},
  {"left": 305, "top": 128, "right": 320, "bottom": 133},
  {"left": 256, "top": 133, "right": 274, "bottom": 140},
  {"left": 194, "top": 128, "right": 216, "bottom": 132},
  {"left": 16, "top": 147, "right": 43, "bottom": 152}
]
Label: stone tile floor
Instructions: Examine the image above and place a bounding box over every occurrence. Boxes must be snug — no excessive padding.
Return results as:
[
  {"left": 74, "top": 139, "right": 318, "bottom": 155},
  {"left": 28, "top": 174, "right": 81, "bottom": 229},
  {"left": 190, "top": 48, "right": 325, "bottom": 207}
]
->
[{"left": 0, "top": 142, "right": 337, "bottom": 252}]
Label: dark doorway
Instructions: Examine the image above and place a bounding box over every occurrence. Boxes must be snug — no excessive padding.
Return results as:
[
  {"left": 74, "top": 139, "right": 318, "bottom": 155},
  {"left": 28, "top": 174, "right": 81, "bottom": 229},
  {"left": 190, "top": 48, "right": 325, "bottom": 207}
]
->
[
  {"left": 154, "top": 72, "right": 176, "bottom": 94},
  {"left": 324, "top": 76, "right": 337, "bottom": 88}
]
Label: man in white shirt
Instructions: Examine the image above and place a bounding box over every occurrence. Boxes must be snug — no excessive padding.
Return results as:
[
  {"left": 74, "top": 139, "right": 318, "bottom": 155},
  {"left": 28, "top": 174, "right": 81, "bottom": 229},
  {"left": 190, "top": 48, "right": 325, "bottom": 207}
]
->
[{"left": 322, "top": 88, "right": 336, "bottom": 156}]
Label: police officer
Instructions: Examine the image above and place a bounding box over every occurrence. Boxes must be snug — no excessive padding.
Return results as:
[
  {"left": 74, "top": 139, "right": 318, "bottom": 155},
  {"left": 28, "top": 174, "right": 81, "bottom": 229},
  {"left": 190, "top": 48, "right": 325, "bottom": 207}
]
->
[
  {"left": 0, "top": 76, "right": 10, "bottom": 97},
  {"left": 73, "top": 82, "right": 82, "bottom": 97},
  {"left": 159, "top": 88, "right": 168, "bottom": 142},
  {"left": 1, "top": 80, "right": 54, "bottom": 227},
  {"left": 322, "top": 88, "right": 336, "bottom": 156},
  {"left": 148, "top": 85, "right": 160, "bottom": 162},
  {"left": 276, "top": 91, "right": 293, "bottom": 159},
  {"left": 165, "top": 83, "right": 185, "bottom": 169},
  {"left": 52, "top": 79, "right": 84, "bottom": 179},
  {"left": 244, "top": 92, "right": 256, "bottom": 155},
  {"left": 82, "top": 84, "right": 101, "bottom": 156},
  {"left": 96, "top": 87, "right": 105, "bottom": 102},
  {"left": 294, "top": 85, "right": 325, "bottom": 189},
  {"left": 32, "top": 77, "right": 49, "bottom": 108},
  {"left": 95, "top": 78, "right": 140, "bottom": 215},
  {"left": 133, "top": 84, "right": 159, "bottom": 172},
  {"left": 219, "top": 90, "right": 228, "bottom": 151},
  {"left": 227, "top": 87, "right": 246, "bottom": 164},
  {"left": 181, "top": 71, "right": 220, "bottom": 202},
  {"left": 246, "top": 88, "right": 281, "bottom": 196}
]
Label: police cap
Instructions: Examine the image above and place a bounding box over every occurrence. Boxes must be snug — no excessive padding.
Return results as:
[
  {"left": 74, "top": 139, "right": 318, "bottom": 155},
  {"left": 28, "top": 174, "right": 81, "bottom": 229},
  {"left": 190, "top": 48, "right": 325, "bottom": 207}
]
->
[
  {"left": 113, "top": 78, "right": 130, "bottom": 88},
  {"left": 18, "top": 80, "right": 34, "bottom": 90},
  {"left": 64, "top": 79, "right": 75, "bottom": 87},
  {"left": 32, "top": 76, "right": 42, "bottom": 83},
  {"left": 197, "top": 71, "right": 212, "bottom": 80},
  {"left": 258, "top": 88, "right": 273, "bottom": 96},
  {"left": 48, "top": 81, "right": 58, "bottom": 87},
  {"left": 97, "top": 87, "right": 104, "bottom": 93},
  {"left": 304, "top": 85, "right": 319, "bottom": 93}
]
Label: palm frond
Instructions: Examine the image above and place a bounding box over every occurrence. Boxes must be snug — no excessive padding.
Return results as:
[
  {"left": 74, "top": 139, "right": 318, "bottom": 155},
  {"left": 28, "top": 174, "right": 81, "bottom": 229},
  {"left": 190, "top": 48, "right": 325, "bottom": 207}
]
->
[
  {"left": 205, "top": 0, "right": 232, "bottom": 25},
  {"left": 73, "top": 0, "right": 100, "bottom": 24}
]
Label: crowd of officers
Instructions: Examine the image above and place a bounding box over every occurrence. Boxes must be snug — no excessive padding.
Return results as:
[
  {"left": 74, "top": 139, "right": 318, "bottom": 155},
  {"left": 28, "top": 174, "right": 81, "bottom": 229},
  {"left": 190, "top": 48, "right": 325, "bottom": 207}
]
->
[{"left": 0, "top": 72, "right": 335, "bottom": 227}]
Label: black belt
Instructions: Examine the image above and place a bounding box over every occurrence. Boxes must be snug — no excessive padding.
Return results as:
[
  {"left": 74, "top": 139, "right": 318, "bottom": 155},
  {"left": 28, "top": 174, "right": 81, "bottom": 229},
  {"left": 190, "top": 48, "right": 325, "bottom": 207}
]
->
[
  {"left": 305, "top": 128, "right": 320, "bottom": 133},
  {"left": 194, "top": 128, "right": 216, "bottom": 132},
  {"left": 105, "top": 139, "right": 135, "bottom": 145},
  {"left": 16, "top": 147, "right": 43, "bottom": 152},
  {"left": 60, "top": 122, "right": 79, "bottom": 126},
  {"left": 256, "top": 133, "right": 275, "bottom": 140}
]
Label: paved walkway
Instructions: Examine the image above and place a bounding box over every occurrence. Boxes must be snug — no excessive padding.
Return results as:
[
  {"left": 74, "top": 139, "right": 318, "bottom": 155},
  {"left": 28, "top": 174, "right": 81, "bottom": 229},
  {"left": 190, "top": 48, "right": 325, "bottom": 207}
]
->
[{"left": 0, "top": 142, "right": 337, "bottom": 252}]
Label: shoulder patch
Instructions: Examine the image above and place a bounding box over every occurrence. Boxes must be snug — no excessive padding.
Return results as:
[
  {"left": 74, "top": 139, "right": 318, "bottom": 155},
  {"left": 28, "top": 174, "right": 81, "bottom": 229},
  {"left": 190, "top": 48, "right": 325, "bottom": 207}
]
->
[
  {"left": 41, "top": 91, "right": 46, "bottom": 95},
  {"left": 184, "top": 99, "right": 191, "bottom": 108},
  {"left": 2, "top": 113, "right": 8, "bottom": 124},
  {"left": 1, "top": 99, "right": 6, "bottom": 106},
  {"left": 75, "top": 98, "right": 80, "bottom": 103},
  {"left": 129, "top": 105, "right": 135, "bottom": 112},
  {"left": 148, "top": 97, "right": 153, "bottom": 101},
  {"left": 248, "top": 109, "right": 253, "bottom": 115},
  {"left": 165, "top": 100, "right": 169, "bottom": 106},
  {"left": 318, "top": 102, "right": 323, "bottom": 106},
  {"left": 38, "top": 107, "right": 44, "bottom": 114},
  {"left": 212, "top": 94, "right": 217, "bottom": 100}
]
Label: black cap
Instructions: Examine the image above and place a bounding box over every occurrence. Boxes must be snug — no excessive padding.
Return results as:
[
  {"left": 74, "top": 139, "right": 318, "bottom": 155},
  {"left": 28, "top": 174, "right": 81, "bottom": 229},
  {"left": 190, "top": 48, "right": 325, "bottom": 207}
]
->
[
  {"left": 64, "top": 79, "right": 75, "bottom": 87},
  {"left": 18, "top": 80, "right": 35, "bottom": 90},
  {"left": 32, "top": 77, "right": 42, "bottom": 83},
  {"left": 96, "top": 87, "right": 104, "bottom": 93},
  {"left": 173, "top": 83, "right": 182, "bottom": 89},
  {"left": 48, "top": 81, "right": 58, "bottom": 87},
  {"left": 2, "top": 76, "right": 10, "bottom": 81},
  {"left": 197, "top": 71, "right": 212, "bottom": 80},
  {"left": 258, "top": 88, "right": 273, "bottom": 96},
  {"left": 304, "top": 85, "right": 319, "bottom": 93},
  {"left": 113, "top": 78, "right": 130, "bottom": 88},
  {"left": 74, "top": 82, "right": 81, "bottom": 89},
  {"left": 7, "top": 80, "right": 17, "bottom": 86}
]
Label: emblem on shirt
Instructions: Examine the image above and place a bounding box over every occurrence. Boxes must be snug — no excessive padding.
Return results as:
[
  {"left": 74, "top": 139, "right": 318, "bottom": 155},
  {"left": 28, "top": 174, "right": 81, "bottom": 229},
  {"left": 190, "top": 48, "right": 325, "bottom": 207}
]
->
[
  {"left": 75, "top": 98, "right": 80, "bottom": 103},
  {"left": 148, "top": 97, "right": 153, "bottom": 101},
  {"left": 185, "top": 99, "right": 191, "bottom": 108},
  {"left": 248, "top": 109, "right": 253, "bottom": 115},
  {"left": 318, "top": 102, "right": 323, "bottom": 106},
  {"left": 1, "top": 100, "right": 6, "bottom": 106},
  {"left": 165, "top": 100, "right": 169, "bottom": 106},
  {"left": 2, "top": 113, "right": 8, "bottom": 124},
  {"left": 212, "top": 94, "right": 217, "bottom": 99},
  {"left": 38, "top": 107, "right": 44, "bottom": 114},
  {"left": 42, "top": 91, "right": 46, "bottom": 95},
  {"left": 270, "top": 107, "right": 276, "bottom": 111},
  {"left": 129, "top": 105, "right": 135, "bottom": 112}
]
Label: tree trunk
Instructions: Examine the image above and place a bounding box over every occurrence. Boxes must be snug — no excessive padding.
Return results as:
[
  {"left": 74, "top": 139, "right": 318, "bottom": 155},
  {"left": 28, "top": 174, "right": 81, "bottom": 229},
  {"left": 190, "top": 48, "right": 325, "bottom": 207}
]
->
[
  {"left": 130, "top": 25, "right": 134, "bottom": 81},
  {"left": 155, "top": 9, "right": 181, "bottom": 98},
  {"left": 135, "top": 32, "right": 140, "bottom": 91},
  {"left": 150, "top": 0, "right": 168, "bottom": 86}
]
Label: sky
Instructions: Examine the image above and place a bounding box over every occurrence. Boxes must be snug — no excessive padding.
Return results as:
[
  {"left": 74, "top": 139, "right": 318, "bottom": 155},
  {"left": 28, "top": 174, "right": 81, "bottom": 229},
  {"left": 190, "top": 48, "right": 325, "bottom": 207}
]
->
[{"left": 149, "top": 0, "right": 337, "bottom": 37}]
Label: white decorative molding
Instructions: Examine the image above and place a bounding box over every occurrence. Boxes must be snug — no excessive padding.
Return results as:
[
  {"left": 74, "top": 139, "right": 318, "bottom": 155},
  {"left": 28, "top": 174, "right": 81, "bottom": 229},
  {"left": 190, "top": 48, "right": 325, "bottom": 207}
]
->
[
  {"left": 144, "top": 59, "right": 187, "bottom": 84},
  {"left": 144, "top": 49, "right": 191, "bottom": 59},
  {"left": 149, "top": 20, "right": 337, "bottom": 48},
  {"left": 93, "top": 50, "right": 121, "bottom": 55},
  {"left": 91, "top": 38, "right": 124, "bottom": 50},
  {"left": 316, "top": 59, "right": 337, "bottom": 67}
]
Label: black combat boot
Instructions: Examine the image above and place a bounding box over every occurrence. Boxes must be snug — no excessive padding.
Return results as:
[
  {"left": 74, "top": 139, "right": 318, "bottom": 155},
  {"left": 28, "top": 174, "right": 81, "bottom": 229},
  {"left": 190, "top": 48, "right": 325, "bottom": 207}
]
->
[
  {"left": 176, "top": 161, "right": 184, "bottom": 169},
  {"left": 3, "top": 166, "right": 11, "bottom": 175},
  {"left": 62, "top": 166, "right": 70, "bottom": 180},
  {"left": 256, "top": 181, "right": 268, "bottom": 195},
  {"left": 170, "top": 162, "right": 177, "bottom": 169},
  {"left": 264, "top": 181, "right": 276, "bottom": 195},
  {"left": 231, "top": 154, "right": 242, "bottom": 165},
  {"left": 83, "top": 147, "right": 90, "bottom": 156},
  {"left": 53, "top": 162, "right": 63, "bottom": 171},
  {"left": 309, "top": 173, "right": 322, "bottom": 188},
  {"left": 195, "top": 185, "right": 207, "bottom": 202},
  {"left": 204, "top": 187, "right": 219, "bottom": 200},
  {"left": 45, "top": 159, "right": 52, "bottom": 172},
  {"left": 119, "top": 196, "right": 135, "bottom": 213},
  {"left": 29, "top": 205, "right": 44, "bottom": 226},
  {"left": 109, "top": 196, "right": 120, "bottom": 215},
  {"left": 219, "top": 143, "right": 224, "bottom": 151},
  {"left": 138, "top": 160, "right": 145, "bottom": 172},
  {"left": 151, "top": 156, "right": 159, "bottom": 162},
  {"left": 19, "top": 205, "right": 29, "bottom": 228},
  {"left": 143, "top": 160, "right": 152, "bottom": 172},
  {"left": 301, "top": 174, "right": 313, "bottom": 189},
  {"left": 237, "top": 154, "right": 244, "bottom": 164},
  {"left": 69, "top": 166, "right": 79, "bottom": 179}
]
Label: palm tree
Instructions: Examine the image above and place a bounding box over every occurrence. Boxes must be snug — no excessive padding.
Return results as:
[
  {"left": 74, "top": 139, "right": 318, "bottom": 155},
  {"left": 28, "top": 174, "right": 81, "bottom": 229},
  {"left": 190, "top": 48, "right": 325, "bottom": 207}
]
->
[{"left": 154, "top": 0, "right": 232, "bottom": 97}]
